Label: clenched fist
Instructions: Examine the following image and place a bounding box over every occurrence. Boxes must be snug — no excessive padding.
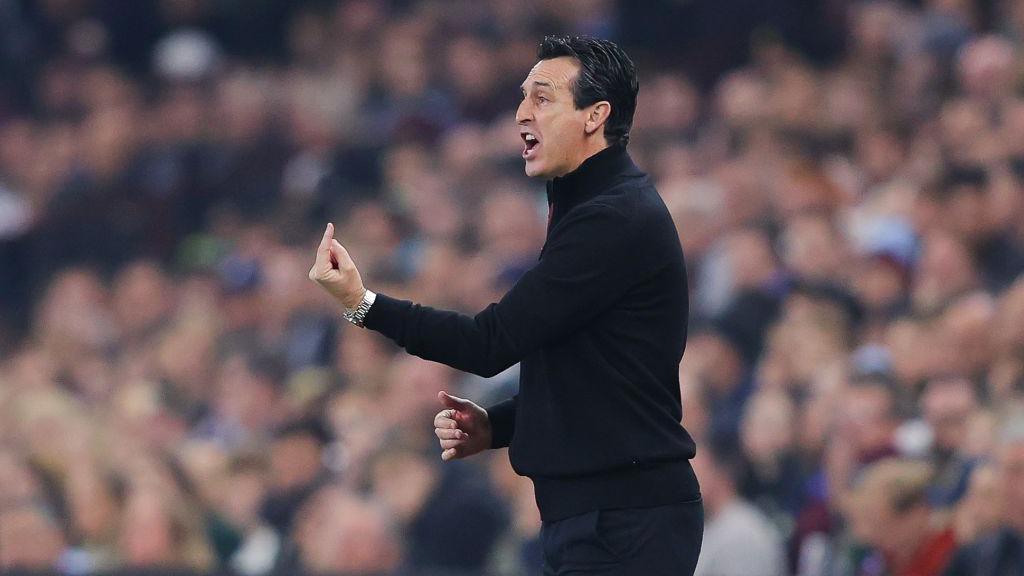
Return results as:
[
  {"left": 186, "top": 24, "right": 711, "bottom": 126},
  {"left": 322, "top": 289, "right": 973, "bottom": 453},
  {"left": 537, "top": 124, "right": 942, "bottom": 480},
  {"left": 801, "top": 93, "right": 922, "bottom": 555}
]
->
[
  {"left": 434, "top": 391, "right": 492, "bottom": 461},
  {"left": 308, "top": 223, "right": 365, "bottom": 310}
]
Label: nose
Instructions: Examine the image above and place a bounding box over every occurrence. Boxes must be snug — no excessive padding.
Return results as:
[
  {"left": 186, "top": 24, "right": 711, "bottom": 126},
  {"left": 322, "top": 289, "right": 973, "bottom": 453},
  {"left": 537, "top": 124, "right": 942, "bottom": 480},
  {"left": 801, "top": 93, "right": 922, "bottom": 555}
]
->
[{"left": 516, "top": 98, "right": 532, "bottom": 124}]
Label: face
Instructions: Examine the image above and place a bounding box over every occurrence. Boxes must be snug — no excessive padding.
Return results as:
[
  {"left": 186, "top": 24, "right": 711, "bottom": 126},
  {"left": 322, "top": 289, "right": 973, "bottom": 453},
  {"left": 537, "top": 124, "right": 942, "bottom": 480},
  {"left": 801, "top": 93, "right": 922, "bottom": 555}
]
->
[
  {"left": 923, "top": 380, "right": 976, "bottom": 451},
  {"left": 998, "top": 443, "right": 1024, "bottom": 526},
  {"left": 840, "top": 385, "right": 895, "bottom": 454},
  {"left": 270, "top": 434, "right": 322, "bottom": 490},
  {"left": 516, "top": 57, "right": 598, "bottom": 178}
]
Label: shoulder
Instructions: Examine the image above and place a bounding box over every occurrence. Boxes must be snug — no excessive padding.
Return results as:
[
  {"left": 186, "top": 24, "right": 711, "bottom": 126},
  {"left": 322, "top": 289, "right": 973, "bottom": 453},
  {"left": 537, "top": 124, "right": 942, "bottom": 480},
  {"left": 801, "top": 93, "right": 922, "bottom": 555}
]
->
[
  {"left": 598, "top": 178, "right": 681, "bottom": 246},
  {"left": 563, "top": 196, "right": 635, "bottom": 233},
  {"left": 578, "top": 176, "right": 659, "bottom": 223}
]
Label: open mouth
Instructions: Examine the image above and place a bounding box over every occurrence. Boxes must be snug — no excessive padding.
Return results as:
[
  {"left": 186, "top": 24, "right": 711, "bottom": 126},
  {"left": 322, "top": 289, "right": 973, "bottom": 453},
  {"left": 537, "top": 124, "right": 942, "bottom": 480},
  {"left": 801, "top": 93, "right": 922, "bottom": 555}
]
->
[{"left": 522, "top": 133, "right": 540, "bottom": 159}]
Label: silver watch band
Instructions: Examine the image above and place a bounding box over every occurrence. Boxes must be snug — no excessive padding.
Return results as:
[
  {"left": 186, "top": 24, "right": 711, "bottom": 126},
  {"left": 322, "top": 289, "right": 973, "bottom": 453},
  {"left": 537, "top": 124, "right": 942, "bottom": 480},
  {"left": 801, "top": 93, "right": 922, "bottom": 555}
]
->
[{"left": 343, "top": 289, "right": 376, "bottom": 328}]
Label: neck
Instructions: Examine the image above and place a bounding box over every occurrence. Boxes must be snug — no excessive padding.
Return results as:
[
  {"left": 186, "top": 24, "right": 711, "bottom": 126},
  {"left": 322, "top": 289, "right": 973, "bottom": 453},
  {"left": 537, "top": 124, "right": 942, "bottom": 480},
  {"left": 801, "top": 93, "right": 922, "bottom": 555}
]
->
[
  {"left": 1007, "top": 511, "right": 1024, "bottom": 533},
  {"left": 545, "top": 142, "right": 638, "bottom": 214},
  {"left": 561, "top": 138, "right": 611, "bottom": 177}
]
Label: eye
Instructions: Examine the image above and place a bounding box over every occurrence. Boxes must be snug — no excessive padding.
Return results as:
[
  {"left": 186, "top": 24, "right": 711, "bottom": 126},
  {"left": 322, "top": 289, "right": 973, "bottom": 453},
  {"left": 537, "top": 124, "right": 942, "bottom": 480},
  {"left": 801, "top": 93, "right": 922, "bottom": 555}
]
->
[{"left": 536, "top": 95, "right": 549, "bottom": 104}]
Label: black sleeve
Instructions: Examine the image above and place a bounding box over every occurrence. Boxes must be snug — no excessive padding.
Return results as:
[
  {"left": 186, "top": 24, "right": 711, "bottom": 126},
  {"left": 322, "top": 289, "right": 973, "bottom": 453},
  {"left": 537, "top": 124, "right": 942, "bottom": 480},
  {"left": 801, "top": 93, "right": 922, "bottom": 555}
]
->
[
  {"left": 485, "top": 395, "right": 517, "bottom": 448},
  {"left": 363, "top": 202, "right": 637, "bottom": 377}
]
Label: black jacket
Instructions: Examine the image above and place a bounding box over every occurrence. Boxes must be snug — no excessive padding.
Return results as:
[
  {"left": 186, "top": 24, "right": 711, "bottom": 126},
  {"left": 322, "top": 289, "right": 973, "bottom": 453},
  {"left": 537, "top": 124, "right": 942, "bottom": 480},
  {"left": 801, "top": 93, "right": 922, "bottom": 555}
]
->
[{"left": 364, "top": 144, "right": 700, "bottom": 521}]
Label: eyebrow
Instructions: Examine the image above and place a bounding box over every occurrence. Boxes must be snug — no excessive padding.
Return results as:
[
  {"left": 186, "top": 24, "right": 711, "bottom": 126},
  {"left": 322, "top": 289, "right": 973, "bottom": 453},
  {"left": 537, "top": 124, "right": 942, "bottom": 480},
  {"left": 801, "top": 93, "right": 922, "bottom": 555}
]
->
[{"left": 520, "top": 80, "right": 554, "bottom": 93}]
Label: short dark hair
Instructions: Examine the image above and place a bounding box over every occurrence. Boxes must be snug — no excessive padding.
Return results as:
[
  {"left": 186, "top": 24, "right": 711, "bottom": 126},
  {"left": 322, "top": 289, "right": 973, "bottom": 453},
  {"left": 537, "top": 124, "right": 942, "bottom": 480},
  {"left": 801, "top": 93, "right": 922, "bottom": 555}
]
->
[
  {"left": 942, "top": 164, "right": 988, "bottom": 193},
  {"left": 537, "top": 35, "right": 638, "bottom": 147}
]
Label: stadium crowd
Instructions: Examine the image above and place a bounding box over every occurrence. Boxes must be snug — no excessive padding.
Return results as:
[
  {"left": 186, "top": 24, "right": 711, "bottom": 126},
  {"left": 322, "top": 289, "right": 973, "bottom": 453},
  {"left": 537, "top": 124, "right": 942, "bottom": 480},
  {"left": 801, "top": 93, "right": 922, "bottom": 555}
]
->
[{"left": 3, "top": 0, "right": 1024, "bottom": 575}]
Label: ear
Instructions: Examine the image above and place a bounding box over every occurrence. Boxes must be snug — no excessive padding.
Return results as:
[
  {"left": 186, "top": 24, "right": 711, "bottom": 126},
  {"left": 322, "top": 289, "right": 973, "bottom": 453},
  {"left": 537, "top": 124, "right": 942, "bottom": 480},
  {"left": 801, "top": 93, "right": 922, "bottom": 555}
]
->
[{"left": 584, "top": 101, "right": 611, "bottom": 137}]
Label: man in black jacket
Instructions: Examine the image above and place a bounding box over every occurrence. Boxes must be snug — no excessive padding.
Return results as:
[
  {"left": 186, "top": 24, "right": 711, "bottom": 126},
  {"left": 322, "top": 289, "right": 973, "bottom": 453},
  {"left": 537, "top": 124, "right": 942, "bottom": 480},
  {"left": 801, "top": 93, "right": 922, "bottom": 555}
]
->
[{"left": 310, "top": 35, "right": 702, "bottom": 575}]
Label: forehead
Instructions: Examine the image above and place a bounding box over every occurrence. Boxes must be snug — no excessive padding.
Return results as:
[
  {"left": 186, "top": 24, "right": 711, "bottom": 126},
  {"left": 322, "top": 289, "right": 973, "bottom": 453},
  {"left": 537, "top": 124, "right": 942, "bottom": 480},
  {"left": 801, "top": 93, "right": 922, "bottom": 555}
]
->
[
  {"left": 846, "top": 384, "right": 892, "bottom": 408},
  {"left": 521, "top": 56, "right": 579, "bottom": 91},
  {"left": 924, "top": 381, "right": 975, "bottom": 410}
]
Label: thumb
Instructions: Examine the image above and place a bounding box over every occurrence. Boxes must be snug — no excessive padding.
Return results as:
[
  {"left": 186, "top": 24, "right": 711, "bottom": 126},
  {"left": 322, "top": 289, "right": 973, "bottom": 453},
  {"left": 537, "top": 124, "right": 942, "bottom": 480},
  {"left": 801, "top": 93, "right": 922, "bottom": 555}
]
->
[{"left": 438, "top": 391, "right": 471, "bottom": 410}]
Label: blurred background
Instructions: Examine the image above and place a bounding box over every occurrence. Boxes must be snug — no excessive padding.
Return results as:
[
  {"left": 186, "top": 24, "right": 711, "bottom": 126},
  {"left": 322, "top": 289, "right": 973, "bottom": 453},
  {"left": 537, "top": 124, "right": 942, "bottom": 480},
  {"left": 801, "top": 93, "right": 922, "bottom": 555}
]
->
[{"left": 3, "top": 0, "right": 1024, "bottom": 575}]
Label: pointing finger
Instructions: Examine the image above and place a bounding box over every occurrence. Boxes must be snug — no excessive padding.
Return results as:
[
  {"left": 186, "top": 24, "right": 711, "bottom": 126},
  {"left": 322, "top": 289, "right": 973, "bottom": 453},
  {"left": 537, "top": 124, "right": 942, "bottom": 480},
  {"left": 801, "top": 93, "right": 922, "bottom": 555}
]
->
[
  {"left": 319, "top": 223, "right": 334, "bottom": 251},
  {"left": 314, "top": 223, "right": 334, "bottom": 270}
]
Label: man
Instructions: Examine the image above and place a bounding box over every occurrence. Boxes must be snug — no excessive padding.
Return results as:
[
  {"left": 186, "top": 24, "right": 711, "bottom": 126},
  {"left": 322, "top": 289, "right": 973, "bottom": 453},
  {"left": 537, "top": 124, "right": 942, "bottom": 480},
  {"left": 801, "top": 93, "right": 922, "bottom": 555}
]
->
[
  {"left": 945, "top": 416, "right": 1024, "bottom": 576},
  {"left": 921, "top": 377, "right": 980, "bottom": 508},
  {"left": 691, "top": 444, "right": 787, "bottom": 576},
  {"left": 310, "top": 35, "right": 703, "bottom": 574},
  {"left": 847, "top": 458, "right": 956, "bottom": 576}
]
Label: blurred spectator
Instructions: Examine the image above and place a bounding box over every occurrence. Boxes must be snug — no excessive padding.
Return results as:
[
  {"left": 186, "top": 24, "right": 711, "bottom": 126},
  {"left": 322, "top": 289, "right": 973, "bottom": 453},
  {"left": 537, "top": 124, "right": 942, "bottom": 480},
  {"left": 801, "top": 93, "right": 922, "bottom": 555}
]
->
[
  {"left": 737, "top": 390, "right": 804, "bottom": 541},
  {"left": 370, "top": 446, "right": 507, "bottom": 575},
  {"left": 0, "top": 502, "right": 66, "bottom": 572},
  {"left": 847, "top": 458, "right": 956, "bottom": 576},
  {"left": 258, "top": 418, "right": 333, "bottom": 546},
  {"left": 951, "top": 463, "right": 1000, "bottom": 546},
  {"left": 682, "top": 323, "right": 753, "bottom": 453},
  {"left": 693, "top": 444, "right": 788, "bottom": 576},
  {"left": 945, "top": 415, "right": 1024, "bottom": 576},
  {"left": 287, "top": 485, "right": 401, "bottom": 576},
  {"left": 922, "top": 377, "right": 981, "bottom": 508}
]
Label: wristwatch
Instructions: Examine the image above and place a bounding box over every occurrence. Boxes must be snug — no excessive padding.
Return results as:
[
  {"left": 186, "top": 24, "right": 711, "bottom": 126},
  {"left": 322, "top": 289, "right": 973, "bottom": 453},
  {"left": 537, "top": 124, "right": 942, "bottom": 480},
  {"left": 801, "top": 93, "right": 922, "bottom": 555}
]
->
[{"left": 342, "top": 289, "right": 376, "bottom": 328}]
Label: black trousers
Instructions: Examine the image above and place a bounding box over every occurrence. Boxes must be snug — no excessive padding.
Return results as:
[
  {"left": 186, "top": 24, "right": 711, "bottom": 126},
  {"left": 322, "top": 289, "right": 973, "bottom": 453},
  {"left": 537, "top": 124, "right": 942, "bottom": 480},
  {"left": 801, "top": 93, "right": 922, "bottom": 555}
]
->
[{"left": 540, "top": 499, "right": 704, "bottom": 575}]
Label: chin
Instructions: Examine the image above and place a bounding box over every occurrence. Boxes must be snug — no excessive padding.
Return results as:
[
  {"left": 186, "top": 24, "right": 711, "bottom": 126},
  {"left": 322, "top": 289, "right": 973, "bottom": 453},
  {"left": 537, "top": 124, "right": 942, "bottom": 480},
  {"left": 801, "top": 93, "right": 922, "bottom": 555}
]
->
[{"left": 523, "top": 162, "right": 543, "bottom": 178}]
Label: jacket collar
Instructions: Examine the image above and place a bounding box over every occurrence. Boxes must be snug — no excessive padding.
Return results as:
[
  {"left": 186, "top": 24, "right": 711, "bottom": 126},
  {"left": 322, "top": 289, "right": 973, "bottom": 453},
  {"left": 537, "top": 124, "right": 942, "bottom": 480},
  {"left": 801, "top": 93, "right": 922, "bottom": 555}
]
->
[{"left": 545, "top": 143, "right": 640, "bottom": 214}]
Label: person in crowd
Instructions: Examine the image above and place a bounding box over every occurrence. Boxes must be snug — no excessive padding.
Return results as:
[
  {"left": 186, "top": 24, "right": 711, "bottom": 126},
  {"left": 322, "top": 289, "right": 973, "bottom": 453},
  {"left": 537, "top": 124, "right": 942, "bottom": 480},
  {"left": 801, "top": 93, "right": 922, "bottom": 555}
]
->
[
  {"left": 945, "top": 416, "right": 1024, "bottom": 576},
  {"left": 847, "top": 458, "right": 956, "bottom": 576},
  {"left": 692, "top": 444, "right": 788, "bottom": 576}
]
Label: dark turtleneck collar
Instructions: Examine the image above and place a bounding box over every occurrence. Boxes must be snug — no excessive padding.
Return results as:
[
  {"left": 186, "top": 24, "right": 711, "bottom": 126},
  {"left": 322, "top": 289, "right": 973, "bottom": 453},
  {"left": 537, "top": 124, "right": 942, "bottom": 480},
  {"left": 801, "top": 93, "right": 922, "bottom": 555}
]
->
[{"left": 545, "top": 143, "right": 641, "bottom": 213}]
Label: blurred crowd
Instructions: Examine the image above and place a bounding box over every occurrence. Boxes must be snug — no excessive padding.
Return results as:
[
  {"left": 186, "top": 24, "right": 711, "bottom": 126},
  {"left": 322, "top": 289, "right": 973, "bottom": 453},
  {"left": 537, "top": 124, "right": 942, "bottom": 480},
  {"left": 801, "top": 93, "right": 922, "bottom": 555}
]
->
[{"left": 4, "top": 0, "right": 1024, "bottom": 575}]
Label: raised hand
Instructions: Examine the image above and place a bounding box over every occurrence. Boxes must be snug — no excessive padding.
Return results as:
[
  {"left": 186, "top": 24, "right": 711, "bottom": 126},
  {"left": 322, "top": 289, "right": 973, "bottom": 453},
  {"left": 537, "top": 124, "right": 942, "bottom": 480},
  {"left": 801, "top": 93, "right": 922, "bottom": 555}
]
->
[
  {"left": 308, "top": 222, "right": 366, "bottom": 309},
  {"left": 433, "top": 391, "right": 492, "bottom": 461}
]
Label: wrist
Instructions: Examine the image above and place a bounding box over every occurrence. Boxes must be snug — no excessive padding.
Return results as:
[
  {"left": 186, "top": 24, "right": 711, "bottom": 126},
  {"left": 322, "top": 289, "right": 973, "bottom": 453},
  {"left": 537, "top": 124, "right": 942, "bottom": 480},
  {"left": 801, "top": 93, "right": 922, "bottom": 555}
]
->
[
  {"left": 343, "top": 287, "right": 367, "bottom": 310},
  {"left": 342, "top": 288, "right": 376, "bottom": 328}
]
